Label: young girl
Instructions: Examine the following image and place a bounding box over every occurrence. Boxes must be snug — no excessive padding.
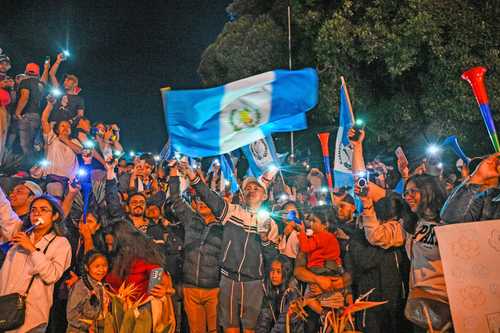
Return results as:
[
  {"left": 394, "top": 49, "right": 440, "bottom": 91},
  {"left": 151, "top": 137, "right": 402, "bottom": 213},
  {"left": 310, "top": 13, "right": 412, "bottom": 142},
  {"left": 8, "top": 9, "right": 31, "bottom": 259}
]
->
[
  {"left": 297, "top": 206, "right": 350, "bottom": 309},
  {"left": 66, "top": 250, "right": 110, "bottom": 333},
  {"left": 256, "top": 256, "right": 303, "bottom": 333}
]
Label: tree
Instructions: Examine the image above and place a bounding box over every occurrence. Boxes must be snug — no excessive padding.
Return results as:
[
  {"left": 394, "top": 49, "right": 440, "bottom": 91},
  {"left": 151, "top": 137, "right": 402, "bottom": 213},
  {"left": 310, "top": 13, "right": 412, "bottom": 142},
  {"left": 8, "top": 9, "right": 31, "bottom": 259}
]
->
[{"left": 199, "top": 0, "right": 500, "bottom": 162}]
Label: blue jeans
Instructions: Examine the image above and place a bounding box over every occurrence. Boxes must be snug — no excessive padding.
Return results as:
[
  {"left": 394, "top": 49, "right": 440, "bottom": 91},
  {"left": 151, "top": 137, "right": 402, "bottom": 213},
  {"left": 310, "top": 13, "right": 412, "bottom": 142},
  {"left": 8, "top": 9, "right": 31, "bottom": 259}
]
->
[{"left": 17, "top": 113, "right": 40, "bottom": 156}]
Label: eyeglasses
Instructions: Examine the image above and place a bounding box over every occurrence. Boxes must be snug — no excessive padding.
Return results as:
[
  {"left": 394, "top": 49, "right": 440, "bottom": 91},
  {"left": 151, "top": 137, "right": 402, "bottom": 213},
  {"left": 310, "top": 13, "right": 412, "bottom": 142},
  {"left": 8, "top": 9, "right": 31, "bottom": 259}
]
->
[
  {"left": 30, "top": 207, "right": 53, "bottom": 214},
  {"left": 404, "top": 188, "right": 420, "bottom": 197}
]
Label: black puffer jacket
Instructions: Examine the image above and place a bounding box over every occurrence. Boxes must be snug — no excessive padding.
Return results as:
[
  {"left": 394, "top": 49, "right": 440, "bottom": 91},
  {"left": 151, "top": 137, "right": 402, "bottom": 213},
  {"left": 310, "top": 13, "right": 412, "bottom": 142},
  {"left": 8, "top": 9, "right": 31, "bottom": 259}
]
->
[
  {"left": 341, "top": 223, "right": 410, "bottom": 333},
  {"left": 169, "top": 176, "right": 223, "bottom": 288}
]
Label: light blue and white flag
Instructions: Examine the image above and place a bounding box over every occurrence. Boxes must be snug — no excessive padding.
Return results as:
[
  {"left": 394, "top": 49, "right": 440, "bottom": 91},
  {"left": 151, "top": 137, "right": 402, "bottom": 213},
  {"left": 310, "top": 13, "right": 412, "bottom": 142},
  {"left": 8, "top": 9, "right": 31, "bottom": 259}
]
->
[
  {"left": 163, "top": 68, "right": 318, "bottom": 157},
  {"left": 241, "top": 135, "right": 279, "bottom": 177},
  {"left": 334, "top": 77, "right": 355, "bottom": 189},
  {"left": 220, "top": 154, "right": 239, "bottom": 193}
]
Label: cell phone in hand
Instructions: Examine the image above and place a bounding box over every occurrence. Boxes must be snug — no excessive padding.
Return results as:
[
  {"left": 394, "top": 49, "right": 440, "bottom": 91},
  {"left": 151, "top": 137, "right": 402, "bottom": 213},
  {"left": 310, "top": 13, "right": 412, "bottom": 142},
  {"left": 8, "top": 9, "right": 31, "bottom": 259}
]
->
[
  {"left": 287, "top": 211, "right": 301, "bottom": 224},
  {"left": 395, "top": 146, "right": 408, "bottom": 166},
  {"left": 148, "top": 267, "right": 164, "bottom": 294},
  {"left": 350, "top": 122, "right": 365, "bottom": 141}
]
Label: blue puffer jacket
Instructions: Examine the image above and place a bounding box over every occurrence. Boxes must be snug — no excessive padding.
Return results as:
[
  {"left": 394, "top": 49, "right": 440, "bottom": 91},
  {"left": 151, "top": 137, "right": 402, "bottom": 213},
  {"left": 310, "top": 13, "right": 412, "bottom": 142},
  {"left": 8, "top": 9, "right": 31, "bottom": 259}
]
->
[
  {"left": 255, "top": 283, "right": 303, "bottom": 333},
  {"left": 441, "top": 182, "right": 500, "bottom": 223}
]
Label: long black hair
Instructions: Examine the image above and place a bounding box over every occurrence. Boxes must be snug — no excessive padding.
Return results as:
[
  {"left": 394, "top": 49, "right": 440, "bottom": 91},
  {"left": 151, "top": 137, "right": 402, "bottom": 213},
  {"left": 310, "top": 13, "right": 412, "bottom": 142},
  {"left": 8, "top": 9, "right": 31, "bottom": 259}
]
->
[
  {"left": 29, "top": 194, "right": 66, "bottom": 236},
  {"left": 97, "top": 220, "right": 165, "bottom": 279},
  {"left": 80, "top": 250, "right": 108, "bottom": 306},
  {"left": 263, "top": 255, "right": 294, "bottom": 301},
  {"left": 405, "top": 174, "right": 447, "bottom": 222}
]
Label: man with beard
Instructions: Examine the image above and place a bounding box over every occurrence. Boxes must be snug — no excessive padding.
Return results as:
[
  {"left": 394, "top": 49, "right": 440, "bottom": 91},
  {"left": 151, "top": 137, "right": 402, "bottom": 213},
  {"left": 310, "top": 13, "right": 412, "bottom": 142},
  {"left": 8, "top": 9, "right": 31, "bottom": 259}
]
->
[{"left": 126, "top": 192, "right": 164, "bottom": 241}]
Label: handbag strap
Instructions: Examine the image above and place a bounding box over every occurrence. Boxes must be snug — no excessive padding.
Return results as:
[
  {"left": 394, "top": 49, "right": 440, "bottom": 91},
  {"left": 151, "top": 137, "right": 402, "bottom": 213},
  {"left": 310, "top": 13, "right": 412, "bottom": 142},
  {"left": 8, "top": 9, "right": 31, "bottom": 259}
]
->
[{"left": 23, "top": 235, "right": 57, "bottom": 296}]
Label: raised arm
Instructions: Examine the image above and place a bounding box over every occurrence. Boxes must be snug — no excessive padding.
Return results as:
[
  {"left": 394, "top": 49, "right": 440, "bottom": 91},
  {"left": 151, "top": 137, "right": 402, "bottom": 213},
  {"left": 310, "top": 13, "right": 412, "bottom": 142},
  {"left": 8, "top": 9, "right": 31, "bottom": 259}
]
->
[
  {"left": 40, "top": 59, "right": 50, "bottom": 84},
  {"left": 104, "top": 160, "right": 125, "bottom": 219},
  {"left": 0, "top": 186, "right": 23, "bottom": 242},
  {"left": 49, "top": 53, "right": 64, "bottom": 88},
  {"left": 349, "top": 128, "right": 366, "bottom": 174},
  {"left": 41, "top": 100, "right": 54, "bottom": 134},
  {"left": 180, "top": 161, "right": 227, "bottom": 220},
  {"left": 360, "top": 197, "right": 405, "bottom": 249},
  {"left": 62, "top": 181, "right": 79, "bottom": 218},
  {"left": 167, "top": 162, "right": 195, "bottom": 218}
]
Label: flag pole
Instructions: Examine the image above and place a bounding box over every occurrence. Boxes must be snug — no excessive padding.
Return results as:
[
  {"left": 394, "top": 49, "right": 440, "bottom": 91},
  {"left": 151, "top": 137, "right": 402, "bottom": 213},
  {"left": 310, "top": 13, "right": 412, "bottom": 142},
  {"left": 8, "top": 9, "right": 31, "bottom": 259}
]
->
[
  {"left": 288, "top": 0, "right": 295, "bottom": 162},
  {"left": 160, "top": 86, "right": 171, "bottom": 162}
]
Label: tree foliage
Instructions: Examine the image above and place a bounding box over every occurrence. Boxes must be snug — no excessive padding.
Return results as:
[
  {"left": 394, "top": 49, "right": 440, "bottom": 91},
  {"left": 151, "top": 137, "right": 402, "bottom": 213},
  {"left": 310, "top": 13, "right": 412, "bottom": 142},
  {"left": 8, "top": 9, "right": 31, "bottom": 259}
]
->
[{"left": 199, "top": 0, "right": 500, "bottom": 161}]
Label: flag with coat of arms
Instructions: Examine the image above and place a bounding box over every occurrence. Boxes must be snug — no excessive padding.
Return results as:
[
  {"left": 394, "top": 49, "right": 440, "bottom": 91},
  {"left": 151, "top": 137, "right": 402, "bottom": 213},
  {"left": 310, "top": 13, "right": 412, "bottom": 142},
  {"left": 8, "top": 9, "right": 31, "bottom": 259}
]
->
[
  {"left": 163, "top": 68, "right": 318, "bottom": 157},
  {"left": 334, "top": 77, "right": 355, "bottom": 189}
]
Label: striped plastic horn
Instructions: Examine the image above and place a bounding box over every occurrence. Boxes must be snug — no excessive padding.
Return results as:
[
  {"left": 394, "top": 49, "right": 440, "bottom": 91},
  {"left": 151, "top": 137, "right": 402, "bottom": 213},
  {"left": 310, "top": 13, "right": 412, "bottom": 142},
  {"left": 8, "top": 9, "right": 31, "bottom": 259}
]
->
[{"left": 462, "top": 67, "right": 499, "bottom": 152}]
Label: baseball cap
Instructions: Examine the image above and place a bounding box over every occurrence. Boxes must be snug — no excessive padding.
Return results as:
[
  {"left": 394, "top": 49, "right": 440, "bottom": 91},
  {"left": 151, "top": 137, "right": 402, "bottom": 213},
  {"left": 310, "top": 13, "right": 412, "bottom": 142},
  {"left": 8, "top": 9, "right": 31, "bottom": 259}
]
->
[
  {"left": 25, "top": 63, "right": 40, "bottom": 76},
  {"left": 340, "top": 193, "right": 355, "bottom": 206},
  {"left": 22, "top": 181, "right": 43, "bottom": 197},
  {"left": 241, "top": 177, "right": 267, "bottom": 195}
]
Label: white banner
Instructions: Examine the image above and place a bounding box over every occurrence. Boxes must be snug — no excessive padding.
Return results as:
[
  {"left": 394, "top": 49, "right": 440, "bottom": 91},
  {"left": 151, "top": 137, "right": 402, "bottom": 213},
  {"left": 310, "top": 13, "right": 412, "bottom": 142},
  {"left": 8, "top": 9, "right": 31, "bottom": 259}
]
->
[{"left": 435, "top": 220, "right": 500, "bottom": 333}]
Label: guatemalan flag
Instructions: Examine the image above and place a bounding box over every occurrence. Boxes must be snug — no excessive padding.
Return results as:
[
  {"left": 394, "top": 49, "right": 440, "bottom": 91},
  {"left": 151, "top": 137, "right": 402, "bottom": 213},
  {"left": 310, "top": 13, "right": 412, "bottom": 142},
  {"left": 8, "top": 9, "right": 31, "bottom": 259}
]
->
[
  {"left": 163, "top": 68, "right": 318, "bottom": 157},
  {"left": 241, "top": 135, "right": 280, "bottom": 177},
  {"left": 334, "top": 77, "right": 355, "bottom": 189}
]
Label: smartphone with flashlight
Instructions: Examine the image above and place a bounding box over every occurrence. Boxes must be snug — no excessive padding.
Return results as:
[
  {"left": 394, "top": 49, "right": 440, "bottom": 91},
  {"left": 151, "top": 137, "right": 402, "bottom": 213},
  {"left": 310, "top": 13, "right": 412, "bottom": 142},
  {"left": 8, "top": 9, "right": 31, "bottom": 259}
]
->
[
  {"left": 45, "top": 56, "right": 50, "bottom": 64},
  {"left": 350, "top": 120, "right": 365, "bottom": 141},
  {"left": 395, "top": 146, "right": 408, "bottom": 166}
]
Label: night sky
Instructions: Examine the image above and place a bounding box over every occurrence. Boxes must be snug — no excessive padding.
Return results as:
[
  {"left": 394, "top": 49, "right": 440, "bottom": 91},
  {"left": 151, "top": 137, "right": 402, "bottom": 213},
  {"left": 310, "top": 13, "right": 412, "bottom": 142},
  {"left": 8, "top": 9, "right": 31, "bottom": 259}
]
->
[{"left": 2, "top": 0, "right": 232, "bottom": 153}]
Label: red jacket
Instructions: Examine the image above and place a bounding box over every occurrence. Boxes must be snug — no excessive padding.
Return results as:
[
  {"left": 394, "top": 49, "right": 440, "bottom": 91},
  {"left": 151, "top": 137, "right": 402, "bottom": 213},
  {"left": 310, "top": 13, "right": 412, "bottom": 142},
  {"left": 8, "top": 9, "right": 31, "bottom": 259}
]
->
[
  {"left": 298, "top": 230, "right": 341, "bottom": 269},
  {"left": 106, "top": 258, "right": 160, "bottom": 301}
]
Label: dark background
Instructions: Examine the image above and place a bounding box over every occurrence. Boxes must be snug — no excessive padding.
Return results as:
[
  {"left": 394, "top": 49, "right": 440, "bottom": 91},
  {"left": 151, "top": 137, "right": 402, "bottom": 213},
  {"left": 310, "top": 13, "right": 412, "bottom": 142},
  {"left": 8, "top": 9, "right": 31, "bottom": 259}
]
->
[{"left": 1, "top": 0, "right": 231, "bottom": 153}]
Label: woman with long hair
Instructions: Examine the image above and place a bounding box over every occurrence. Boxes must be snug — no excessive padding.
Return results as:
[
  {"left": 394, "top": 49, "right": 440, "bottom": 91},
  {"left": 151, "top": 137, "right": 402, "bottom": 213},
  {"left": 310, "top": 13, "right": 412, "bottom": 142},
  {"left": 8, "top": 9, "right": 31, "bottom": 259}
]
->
[
  {"left": 96, "top": 220, "right": 175, "bottom": 332},
  {"left": 359, "top": 174, "right": 450, "bottom": 332},
  {"left": 0, "top": 188, "right": 72, "bottom": 333}
]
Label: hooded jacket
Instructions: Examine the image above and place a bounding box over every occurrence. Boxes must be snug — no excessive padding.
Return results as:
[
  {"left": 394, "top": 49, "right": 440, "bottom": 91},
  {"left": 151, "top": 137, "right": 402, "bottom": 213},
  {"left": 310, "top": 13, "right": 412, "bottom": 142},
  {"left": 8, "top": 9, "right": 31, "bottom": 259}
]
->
[{"left": 191, "top": 175, "right": 277, "bottom": 282}]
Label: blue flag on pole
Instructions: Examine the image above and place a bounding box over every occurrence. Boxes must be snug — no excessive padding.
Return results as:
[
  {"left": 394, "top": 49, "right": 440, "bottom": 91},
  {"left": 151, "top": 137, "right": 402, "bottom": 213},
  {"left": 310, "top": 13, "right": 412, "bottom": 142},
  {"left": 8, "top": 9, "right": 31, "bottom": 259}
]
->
[
  {"left": 163, "top": 68, "right": 318, "bottom": 157},
  {"left": 241, "top": 135, "right": 279, "bottom": 177},
  {"left": 220, "top": 154, "right": 239, "bottom": 193},
  {"left": 334, "top": 77, "right": 355, "bottom": 189}
]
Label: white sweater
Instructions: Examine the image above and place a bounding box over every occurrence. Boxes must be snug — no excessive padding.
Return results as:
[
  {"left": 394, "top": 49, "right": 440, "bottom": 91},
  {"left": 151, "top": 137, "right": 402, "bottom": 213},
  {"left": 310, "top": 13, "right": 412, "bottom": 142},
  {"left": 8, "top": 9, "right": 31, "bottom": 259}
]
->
[{"left": 0, "top": 187, "right": 72, "bottom": 333}]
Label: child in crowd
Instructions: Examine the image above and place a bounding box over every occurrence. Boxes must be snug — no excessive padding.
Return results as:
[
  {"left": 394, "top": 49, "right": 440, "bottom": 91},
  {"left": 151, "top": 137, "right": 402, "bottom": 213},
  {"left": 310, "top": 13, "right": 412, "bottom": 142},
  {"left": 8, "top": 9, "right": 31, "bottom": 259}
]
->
[
  {"left": 278, "top": 201, "right": 302, "bottom": 262},
  {"left": 297, "top": 206, "right": 350, "bottom": 309},
  {"left": 66, "top": 250, "right": 110, "bottom": 333},
  {"left": 256, "top": 256, "right": 303, "bottom": 333}
]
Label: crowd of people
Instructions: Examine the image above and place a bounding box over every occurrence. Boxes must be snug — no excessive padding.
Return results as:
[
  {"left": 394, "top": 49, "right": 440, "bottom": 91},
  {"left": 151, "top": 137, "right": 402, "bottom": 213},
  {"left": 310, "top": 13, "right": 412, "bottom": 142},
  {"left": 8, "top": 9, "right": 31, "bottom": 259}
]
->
[{"left": 0, "top": 47, "right": 496, "bottom": 333}]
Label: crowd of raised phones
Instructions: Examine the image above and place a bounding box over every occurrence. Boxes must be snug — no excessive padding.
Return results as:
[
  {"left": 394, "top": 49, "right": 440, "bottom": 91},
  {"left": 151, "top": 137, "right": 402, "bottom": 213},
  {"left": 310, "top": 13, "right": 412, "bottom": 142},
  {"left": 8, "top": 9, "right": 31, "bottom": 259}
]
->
[{"left": 0, "top": 48, "right": 496, "bottom": 333}]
